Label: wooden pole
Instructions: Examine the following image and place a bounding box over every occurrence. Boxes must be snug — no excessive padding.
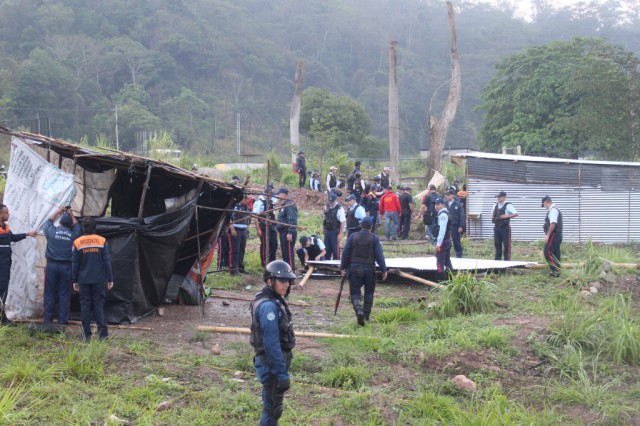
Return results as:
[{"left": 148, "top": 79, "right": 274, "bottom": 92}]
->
[
  {"left": 197, "top": 205, "right": 305, "bottom": 229},
  {"left": 138, "top": 164, "right": 152, "bottom": 219},
  {"left": 297, "top": 266, "right": 315, "bottom": 289},
  {"left": 211, "top": 295, "right": 310, "bottom": 307},
  {"left": 16, "top": 319, "right": 153, "bottom": 331},
  {"left": 391, "top": 269, "right": 445, "bottom": 289},
  {"left": 196, "top": 325, "right": 374, "bottom": 339}
]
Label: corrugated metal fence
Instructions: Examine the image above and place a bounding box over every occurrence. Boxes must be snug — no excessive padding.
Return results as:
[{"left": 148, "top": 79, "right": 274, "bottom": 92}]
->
[{"left": 466, "top": 157, "right": 640, "bottom": 244}]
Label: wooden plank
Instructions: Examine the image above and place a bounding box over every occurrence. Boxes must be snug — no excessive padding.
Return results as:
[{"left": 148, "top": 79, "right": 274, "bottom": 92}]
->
[
  {"left": 297, "top": 266, "right": 315, "bottom": 289},
  {"left": 196, "top": 325, "right": 373, "bottom": 339},
  {"left": 391, "top": 269, "right": 445, "bottom": 289}
]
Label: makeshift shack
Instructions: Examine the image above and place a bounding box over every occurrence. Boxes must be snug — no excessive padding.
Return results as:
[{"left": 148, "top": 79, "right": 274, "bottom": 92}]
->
[
  {"left": 0, "top": 125, "right": 242, "bottom": 323},
  {"left": 454, "top": 152, "right": 640, "bottom": 243}
]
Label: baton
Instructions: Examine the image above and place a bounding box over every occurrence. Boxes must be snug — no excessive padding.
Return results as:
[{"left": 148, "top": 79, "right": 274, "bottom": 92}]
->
[{"left": 334, "top": 274, "right": 347, "bottom": 316}]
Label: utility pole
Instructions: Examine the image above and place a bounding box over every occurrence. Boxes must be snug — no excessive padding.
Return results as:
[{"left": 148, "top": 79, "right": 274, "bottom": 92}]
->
[
  {"left": 114, "top": 104, "right": 120, "bottom": 151},
  {"left": 236, "top": 113, "right": 241, "bottom": 156}
]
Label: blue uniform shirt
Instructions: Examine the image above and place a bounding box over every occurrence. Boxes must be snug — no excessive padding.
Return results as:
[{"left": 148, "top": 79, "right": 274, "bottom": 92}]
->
[
  {"left": 437, "top": 208, "right": 449, "bottom": 247},
  {"left": 256, "top": 300, "right": 290, "bottom": 382},
  {"left": 43, "top": 220, "right": 82, "bottom": 262}
]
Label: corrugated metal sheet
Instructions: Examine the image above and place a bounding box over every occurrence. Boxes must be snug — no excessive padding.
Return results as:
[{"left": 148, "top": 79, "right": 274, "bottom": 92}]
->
[
  {"left": 459, "top": 153, "right": 640, "bottom": 244},
  {"left": 308, "top": 258, "right": 536, "bottom": 271},
  {"left": 466, "top": 177, "right": 640, "bottom": 243}
]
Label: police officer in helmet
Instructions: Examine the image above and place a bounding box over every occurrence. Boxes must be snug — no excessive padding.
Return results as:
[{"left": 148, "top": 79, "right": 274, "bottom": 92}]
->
[{"left": 250, "top": 260, "right": 297, "bottom": 426}]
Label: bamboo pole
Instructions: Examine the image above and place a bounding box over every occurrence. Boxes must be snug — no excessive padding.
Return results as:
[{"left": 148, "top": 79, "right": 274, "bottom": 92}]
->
[
  {"left": 16, "top": 319, "right": 153, "bottom": 331},
  {"left": 196, "top": 325, "right": 374, "bottom": 339},
  {"left": 391, "top": 269, "right": 445, "bottom": 289},
  {"left": 197, "top": 205, "right": 306, "bottom": 229},
  {"left": 297, "top": 266, "right": 315, "bottom": 289},
  {"left": 211, "top": 295, "right": 310, "bottom": 307}
]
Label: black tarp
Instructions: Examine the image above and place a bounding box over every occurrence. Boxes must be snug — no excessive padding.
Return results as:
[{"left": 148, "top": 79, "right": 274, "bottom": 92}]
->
[{"left": 70, "top": 198, "right": 197, "bottom": 323}]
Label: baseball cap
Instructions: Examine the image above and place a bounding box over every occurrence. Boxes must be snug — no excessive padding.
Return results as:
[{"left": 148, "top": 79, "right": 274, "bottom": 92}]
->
[
  {"left": 299, "top": 236, "right": 308, "bottom": 246},
  {"left": 328, "top": 193, "right": 337, "bottom": 202},
  {"left": 298, "top": 151, "right": 304, "bottom": 155},
  {"left": 434, "top": 197, "right": 445, "bottom": 205},
  {"left": 60, "top": 212, "right": 73, "bottom": 227},
  {"left": 359, "top": 216, "right": 373, "bottom": 228},
  {"left": 355, "top": 161, "right": 361, "bottom": 167},
  {"left": 386, "top": 186, "right": 393, "bottom": 190},
  {"left": 541, "top": 195, "right": 552, "bottom": 207},
  {"left": 496, "top": 191, "right": 507, "bottom": 198},
  {"left": 232, "top": 175, "right": 240, "bottom": 180},
  {"left": 346, "top": 194, "right": 356, "bottom": 201},
  {"left": 429, "top": 184, "right": 436, "bottom": 190},
  {"left": 383, "top": 166, "right": 391, "bottom": 171},
  {"left": 277, "top": 187, "right": 289, "bottom": 195},
  {"left": 329, "top": 166, "right": 337, "bottom": 171}
]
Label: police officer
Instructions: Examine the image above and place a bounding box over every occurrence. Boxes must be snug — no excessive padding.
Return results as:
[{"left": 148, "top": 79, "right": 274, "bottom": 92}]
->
[
  {"left": 276, "top": 188, "right": 298, "bottom": 272},
  {"left": 542, "top": 196, "right": 563, "bottom": 277},
  {"left": 43, "top": 206, "right": 82, "bottom": 327},
  {"left": 399, "top": 187, "right": 414, "bottom": 240},
  {"left": 337, "top": 173, "right": 346, "bottom": 190},
  {"left": 326, "top": 166, "right": 338, "bottom": 193},
  {"left": 253, "top": 186, "right": 278, "bottom": 268},
  {"left": 230, "top": 175, "right": 241, "bottom": 186},
  {"left": 309, "top": 172, "right": 321, "bottom": 191},
  {"left": 340, "top": 217, "right": 387, "bottom": 325},
  {"left": 250, "top": 260, "right": 296, "bottom": 426},
  {"left": 229, "top": 196, "right": 251, "bottom": 276},
  {"left": 296, "top": 235, "right": 326, "bottom": 268},
  {"left": 418, "top": 184, "right": 438, "bottom": 243},
  {"left": 492, "top": 191, "right": 518, "bottom": 261},
  {"left": 295, "top": 151, "right": 306, "bottom": 189},
  {"left": 433, "top": 197, "right": 453, "bottom": 278},
  {"left": 445, "top": 188, "right": 465, "bottom": 258},
  {"left": 351, "top": 170, "right": 365, "bottom": 203},
  {"left": 347, "top": 161, "right": 362, "bottom": 193},
  {"left": 323, "top": 193, "right": 346, "bottom": 260},
  {"left": 0, "top": 204, "right": 37, "bottom": 325},
  {"left": 366, "top": 184, "right": 380, "bottom": 233},
  {"left": 380, "top": 166, "right": 391, "bottom": 190},
  {"left": 345, "top": 194, "right": 366, "bottom": 237}
]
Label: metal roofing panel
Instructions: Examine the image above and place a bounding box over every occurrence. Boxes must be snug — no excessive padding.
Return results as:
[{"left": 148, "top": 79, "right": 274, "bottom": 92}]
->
[
  {"left": 307, "top": 257, "right": 537, "bottom": 271},
  {"left": 466, "top": 178, "right": 640, "bottom": 243},
  {"left": 455, "top": 152, "right": 640, "bottom": 168}
]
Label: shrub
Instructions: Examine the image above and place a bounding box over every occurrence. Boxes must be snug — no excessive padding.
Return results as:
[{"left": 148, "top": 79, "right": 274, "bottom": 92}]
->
[
  {"left": 320, "top": 364, "right": 370, "bottom": 390},
  {"left": 546, "top": 295, "right": 602, "bottom": 351}
]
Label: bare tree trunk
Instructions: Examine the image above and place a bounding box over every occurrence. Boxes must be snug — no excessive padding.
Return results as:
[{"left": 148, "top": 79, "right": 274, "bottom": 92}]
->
[
  {"left": 290, "top": 60, "right": 304, "bottom": 163},
  {"left": 388, "top": 40, "right": 400, "bottom": 185},
  {"left": 427, "top": 1, "right": 461, "bottom": 180}
]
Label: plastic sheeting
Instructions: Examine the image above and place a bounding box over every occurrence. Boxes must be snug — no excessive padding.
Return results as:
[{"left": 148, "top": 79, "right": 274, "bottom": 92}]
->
[{"left": 70, "top": 198, "right": 198, "bottom": 323}]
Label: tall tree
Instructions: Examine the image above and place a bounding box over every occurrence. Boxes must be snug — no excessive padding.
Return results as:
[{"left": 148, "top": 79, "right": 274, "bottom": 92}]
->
[
  {"left": 388, "top": 40, "right": 400, "bottom": 184},
  {"left": 477, "top": 37, "right": 639, "bottom": 159},
  {"left": 289, "top": 60, "right": 304, "bottom": 163},
  {"left": 427, "top": 2, "right": 461, "bottom": 179}
]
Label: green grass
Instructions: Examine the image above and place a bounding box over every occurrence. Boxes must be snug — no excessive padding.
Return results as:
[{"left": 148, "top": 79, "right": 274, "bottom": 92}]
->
[{"left": 434, "top": 272, "right": 496, "bottom": 318}]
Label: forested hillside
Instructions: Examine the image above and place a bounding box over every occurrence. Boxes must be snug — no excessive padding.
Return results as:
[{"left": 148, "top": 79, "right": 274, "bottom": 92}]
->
[{"left": 0, "top": 0, "right": 638, "bottom": 161}]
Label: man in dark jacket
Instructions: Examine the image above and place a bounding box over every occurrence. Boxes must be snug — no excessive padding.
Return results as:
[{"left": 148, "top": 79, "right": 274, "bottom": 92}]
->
[
  {"left": 418, "top": 185, "right": 438, "bottom": 243},
  {"left": 340, "top": 217, "right": 387, "bottom": 325},
  {"left": 43, "top": 206, "right": 81, "bottom": 327},
  {"left": 72, "top": 217, "right": 114, "bottom": 340},
  {"left": 0, "top": 204, "right": 37, "bottom": 325},
  {"left": 250, "top": 260, "right": 296, "bottom": 426},
  {"left": 229, "top": 196, "right": 251, "bottom": 276},
  {"left": 445, "top": 188, "right": 466, "bottom": 258},
  {"left": 253, "top": 186, "right": 278, "bottom": 268},
  {"left": 295, "top": 151, "right": 306, "bottom": 189},
  {"left": 276, "top": 188, "right": 298, "bottom": 272},
  {"left": 399, "top": 187, "right": 414, "bottom": 240}
]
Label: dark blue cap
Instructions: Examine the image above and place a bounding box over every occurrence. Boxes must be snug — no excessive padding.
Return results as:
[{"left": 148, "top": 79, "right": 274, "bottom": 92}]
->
[
  {"left": 359, "top": 216, "right": 373, "bottom": 228},
  {"left": 328, "top": 193, "right": 337, "bottom": 202},
  {"left": 60, "top": 212, "right": 73, "bottom": 227},
  {"left": 277, "top": 187, "right": 289, "bottom": 195},
  {"left": 434, "top": 197, "right": 445, "bottom": 204},
  {"left": 345, "top": 194, "right": 356, "bottom": 201}
]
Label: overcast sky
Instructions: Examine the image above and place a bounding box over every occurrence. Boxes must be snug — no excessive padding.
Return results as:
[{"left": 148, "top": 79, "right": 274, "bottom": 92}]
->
[{"left": 466, "top": 0, "right": 632, "bottom": 21}]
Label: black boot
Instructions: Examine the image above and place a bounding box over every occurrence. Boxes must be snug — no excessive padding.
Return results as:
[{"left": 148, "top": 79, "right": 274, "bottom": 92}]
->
[
  {"left": 363, "top": 301, "right": 373, "bottom": 321},
  {"left": 352, "top": 299, "right": 365, "bottom": 326}
]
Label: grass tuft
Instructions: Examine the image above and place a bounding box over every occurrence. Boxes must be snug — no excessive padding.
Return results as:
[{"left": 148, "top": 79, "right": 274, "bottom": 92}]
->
[
  {"left": 434, "top": 273, "right": 496, "bottom": 318},
  {"left": 373, "top": 306, "right": 421, "bottom": 324},
  {"left": 320, "top": 364, "right": 370, "bottom": 390}
]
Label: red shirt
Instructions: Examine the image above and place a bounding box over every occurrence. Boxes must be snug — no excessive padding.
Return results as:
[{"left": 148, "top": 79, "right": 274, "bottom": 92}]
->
[{"left": 379, "top": 191, "right": 401, "bottom": 214}]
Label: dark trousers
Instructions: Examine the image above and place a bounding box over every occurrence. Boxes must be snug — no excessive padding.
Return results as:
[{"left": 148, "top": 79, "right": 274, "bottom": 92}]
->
[
  {"left": 44, "top": 261, "right": 72, "bottom": 325},
  {"left": 369, "top": 209, "right": 379, "bottom": 233},
  {"left": 218, "top": 227, "right": 230, "bottom": 269},
  {"left": 494, "top": 226, "right": 511, "bottom": 261},
  {"left": 354, "top": 190, "right": 363, "bottom": 204},
  {"left": 347, "top": 228, "right": 359, "bottom": 237},
  {"left": 79, "top": 283, "right": 108, "bottom": 339},
  {"left": 259, "top": 224, "right": 278, "bottom": 267},
  {"left": 0, "top": 258, "right": 11, "bottom": 323},
  {"left": 400, "top": 212, "right": 412, "bottom": 239},
  {"left": 451, "top": 225, "right": 463, "bottom": 258},
  {"left": 279, "top": 230, "right": 297, "bottom": 272},
  {"left": 436, "top": 239, "right": 453, "bottom": 279},
  {"left": 255, "top": 353, "right": 292, "bottom": 426},
  {"left": 296, "top": 248, "right": 325, "bottom": 267},
  {"left": 324, "top": 229, "right": 340, "bottom": 260},
  {"left": 349, "top": 264, "right": 376, "bottom": 319},
  {"left": 544, "top": 233, "right": 562, "bottom": 274},
  {"left": 298, "top": 171, "right": 306, "bottom": 188},
  {"left": 230, "top": 227, "right": 248, "bottom": 273}
]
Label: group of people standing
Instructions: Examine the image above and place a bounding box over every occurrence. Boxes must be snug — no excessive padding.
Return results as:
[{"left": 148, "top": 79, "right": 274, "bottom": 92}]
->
[{"left": 0, "top": 204, "right": 113, "bottom": 340}]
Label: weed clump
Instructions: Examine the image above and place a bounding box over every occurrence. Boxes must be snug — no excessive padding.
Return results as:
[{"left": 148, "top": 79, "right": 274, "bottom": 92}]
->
[{"left": 433, "top": 273, "right": 496, "bottom": 318}]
